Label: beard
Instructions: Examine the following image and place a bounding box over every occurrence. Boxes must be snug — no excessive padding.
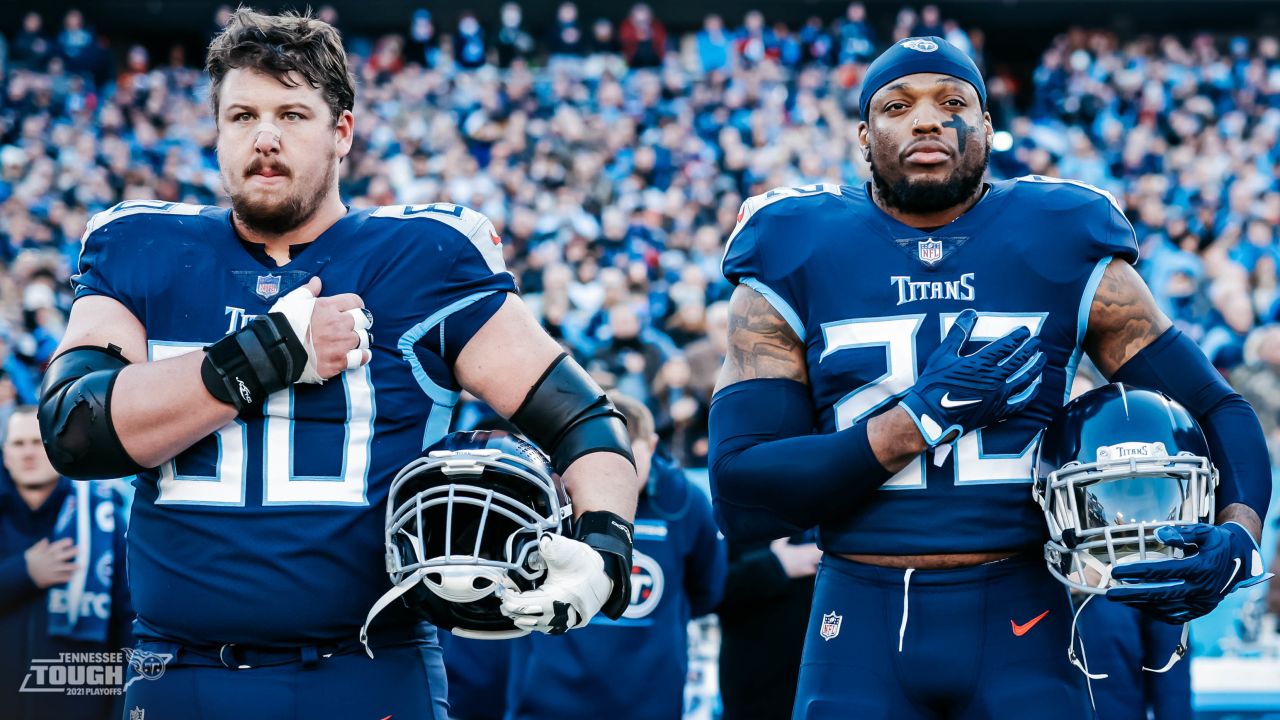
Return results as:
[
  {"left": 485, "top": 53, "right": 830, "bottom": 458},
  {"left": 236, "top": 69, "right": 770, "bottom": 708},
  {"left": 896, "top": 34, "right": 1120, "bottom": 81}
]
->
[
  {"left": 870, "top": 141, "right": 991, "bottom": 215},
  {"left": 227, "top": 154, "right": 335, "bottom": 236}
]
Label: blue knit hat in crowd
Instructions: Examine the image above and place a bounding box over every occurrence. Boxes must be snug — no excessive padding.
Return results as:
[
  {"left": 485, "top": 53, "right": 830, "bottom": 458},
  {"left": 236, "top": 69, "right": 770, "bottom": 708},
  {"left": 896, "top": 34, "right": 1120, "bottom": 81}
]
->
[{"left": 858, "top": 37, "right": 987, "bottom": 119}]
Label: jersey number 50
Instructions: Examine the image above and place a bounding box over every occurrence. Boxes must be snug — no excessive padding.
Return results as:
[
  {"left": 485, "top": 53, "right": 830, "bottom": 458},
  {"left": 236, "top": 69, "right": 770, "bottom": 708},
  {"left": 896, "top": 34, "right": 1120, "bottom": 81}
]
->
[{"left": 148, "top": 342, "right": 373, "bottom": 507}]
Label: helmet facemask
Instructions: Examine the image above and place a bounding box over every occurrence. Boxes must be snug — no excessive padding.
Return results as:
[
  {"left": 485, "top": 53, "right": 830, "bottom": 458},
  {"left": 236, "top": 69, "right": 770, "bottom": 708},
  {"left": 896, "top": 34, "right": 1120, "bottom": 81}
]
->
[
  {"left": 1037, "top": 442, "right": 1215, "bottom": 595},
  {"left": 362, "top": 435, "right": 571, "bottom": 653}
]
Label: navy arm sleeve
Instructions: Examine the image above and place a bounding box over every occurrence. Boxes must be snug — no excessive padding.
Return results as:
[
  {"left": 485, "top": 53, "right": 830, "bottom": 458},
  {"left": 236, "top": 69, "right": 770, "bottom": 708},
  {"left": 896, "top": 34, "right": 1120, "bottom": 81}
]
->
[
  {"left": 1112, "top": 327, "right": 1271, "bottom": 522},
  {"left": 708, "top": 378, "right": 893, "bottom": 543},
  {"left": 683, "top": 484, "right": 727, "bottom": 617}
]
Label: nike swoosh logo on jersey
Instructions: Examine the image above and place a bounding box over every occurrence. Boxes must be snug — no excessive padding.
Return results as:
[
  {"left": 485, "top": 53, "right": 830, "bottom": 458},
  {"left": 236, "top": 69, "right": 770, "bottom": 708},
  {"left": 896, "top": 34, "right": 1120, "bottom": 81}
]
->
[
  {"left": 1011, "top": 610, "right": 1050, "bottom": 636},
  {"left": 940, "top": 393, "right": 981, "bottom": 408}
]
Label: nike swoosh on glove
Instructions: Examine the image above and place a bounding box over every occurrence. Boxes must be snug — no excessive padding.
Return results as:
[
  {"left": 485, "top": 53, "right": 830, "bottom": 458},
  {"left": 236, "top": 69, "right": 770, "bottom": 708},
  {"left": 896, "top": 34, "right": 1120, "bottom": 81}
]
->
[
  {"left": 898, "top": 308, "right": 1046, "bottom": 446},
  {"left": 500, "top": 534, "right": 614, "bottom": 635},
  {"left": 1106, "top": 521, "right": 1274, "bottom": 623}
]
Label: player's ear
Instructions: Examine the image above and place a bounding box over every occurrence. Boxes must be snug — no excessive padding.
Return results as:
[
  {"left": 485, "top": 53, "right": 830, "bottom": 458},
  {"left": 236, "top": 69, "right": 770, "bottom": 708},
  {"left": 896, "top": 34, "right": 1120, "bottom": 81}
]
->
[
  {"left": 983, "top": 111, "right": 994, "bottom": 143},
  {"left": 334, "top": 108, "right": 355, "bottom": 159},
  {"left": 857, "top": 121, "right": 870, "bottom": 159}
]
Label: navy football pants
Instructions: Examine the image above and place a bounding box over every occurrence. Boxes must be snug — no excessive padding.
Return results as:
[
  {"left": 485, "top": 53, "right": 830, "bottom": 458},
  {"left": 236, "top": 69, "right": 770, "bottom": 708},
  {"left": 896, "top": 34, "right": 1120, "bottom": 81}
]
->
[
  {"left": 1077, "top": 597, "right": 1192, "bottom": 720},
  {"left": 793, "top": 554, "right": 1094, "bottom": 720},
  {"left": 121, "top": 638, "right": 450, "bottom": 720}
]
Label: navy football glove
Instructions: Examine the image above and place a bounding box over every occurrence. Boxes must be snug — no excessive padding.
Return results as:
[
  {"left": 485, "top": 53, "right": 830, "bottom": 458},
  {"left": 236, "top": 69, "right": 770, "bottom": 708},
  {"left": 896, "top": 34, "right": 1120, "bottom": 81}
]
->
[
  {"left": 1107, "top": 522, "right": 1274, "bottom": 623},
  {"left": 898, "top": 309, "right": 1046, "bottom": 447}
]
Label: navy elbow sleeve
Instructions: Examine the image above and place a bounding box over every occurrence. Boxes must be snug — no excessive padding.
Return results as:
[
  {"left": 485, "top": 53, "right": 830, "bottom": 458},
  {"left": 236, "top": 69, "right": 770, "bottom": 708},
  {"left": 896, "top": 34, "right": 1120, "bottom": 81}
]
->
[
  {"left": 1113, "top": 328, "right": 1272, "bottom": 520},
  {"left": 708, "top": 378, "right": 893, "bottom": 542}
]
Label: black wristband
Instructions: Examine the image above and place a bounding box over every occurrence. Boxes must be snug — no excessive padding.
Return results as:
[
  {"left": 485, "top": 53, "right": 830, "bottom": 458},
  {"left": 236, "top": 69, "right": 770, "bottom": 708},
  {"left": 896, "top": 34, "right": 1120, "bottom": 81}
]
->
[
  {"left": 201, "top": 313, "right": 307, "bottom": 412},
  {"left": 574, "top": 510, "right": 634, "bottom": 620}
]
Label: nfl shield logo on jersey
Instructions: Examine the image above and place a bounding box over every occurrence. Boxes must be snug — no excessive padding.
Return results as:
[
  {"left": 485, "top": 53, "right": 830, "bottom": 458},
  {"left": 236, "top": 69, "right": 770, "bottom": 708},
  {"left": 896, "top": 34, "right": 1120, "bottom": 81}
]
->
[
  {"left": 916, "top": 239, "right": 947, "bottom": 265},
  {"left": 819, "top": 611, "right": 842, "bottom": 641},
  {"left": 255, "top": 273, "right": 282, "bottom": 300},
  {"left": 918, "top": 239, "right": 943, "bottom": 266},
  {"left": 129, "top": 708, "right": 145, "bottom": 720}
]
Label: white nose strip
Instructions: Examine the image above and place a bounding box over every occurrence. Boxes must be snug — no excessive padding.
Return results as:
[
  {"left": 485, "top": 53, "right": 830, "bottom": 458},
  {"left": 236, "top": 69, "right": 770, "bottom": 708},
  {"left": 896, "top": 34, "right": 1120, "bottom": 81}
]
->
[{"left": 254, "top": 123, "right": 282, "bottom": 143}]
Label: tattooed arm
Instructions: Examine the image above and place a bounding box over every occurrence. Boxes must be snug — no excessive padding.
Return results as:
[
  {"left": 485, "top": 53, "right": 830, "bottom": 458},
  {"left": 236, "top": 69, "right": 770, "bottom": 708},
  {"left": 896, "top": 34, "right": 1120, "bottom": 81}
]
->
[
  {"left": 1082, "top": 258, "right": 1172, "bottom": 377},
  {"left": 714, "top": 284, "right": 927, "bottom": 474},
  {"left": 1085, "top": 258, "right": 1264, "bottom": 540}
]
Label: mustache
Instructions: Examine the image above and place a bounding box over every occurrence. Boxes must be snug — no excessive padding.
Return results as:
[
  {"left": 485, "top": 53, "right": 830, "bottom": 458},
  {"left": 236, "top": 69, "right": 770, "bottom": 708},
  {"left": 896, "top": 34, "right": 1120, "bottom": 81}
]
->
[{"left": 244, "top": 158, "right": 292, "bottom": 178}]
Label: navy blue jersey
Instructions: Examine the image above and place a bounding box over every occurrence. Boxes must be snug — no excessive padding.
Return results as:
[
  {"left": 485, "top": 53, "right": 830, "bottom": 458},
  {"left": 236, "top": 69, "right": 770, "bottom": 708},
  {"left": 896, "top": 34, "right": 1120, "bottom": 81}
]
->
[
  {"left": 73, "top": 200, "right": 516, "bottom": 645},
  {"left": 507, "top": 456, "right": 727, "bottom": 720},
  {"left": 721, "top": 177, "right": 1138, "bottom": 555}
]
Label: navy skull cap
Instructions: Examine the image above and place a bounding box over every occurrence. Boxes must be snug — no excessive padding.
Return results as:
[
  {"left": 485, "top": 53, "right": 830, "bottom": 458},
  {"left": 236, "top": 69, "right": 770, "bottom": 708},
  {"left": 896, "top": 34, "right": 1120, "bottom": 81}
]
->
[{"left": 859, "top": 36, "right": 987, "bottom": 119}]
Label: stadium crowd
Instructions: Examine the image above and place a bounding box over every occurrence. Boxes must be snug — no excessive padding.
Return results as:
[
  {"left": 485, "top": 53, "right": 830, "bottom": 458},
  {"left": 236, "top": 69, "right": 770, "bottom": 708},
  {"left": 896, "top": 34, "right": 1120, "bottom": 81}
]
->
[{"left": 0, "top": 2, "right": 1278, "bottom": 477}]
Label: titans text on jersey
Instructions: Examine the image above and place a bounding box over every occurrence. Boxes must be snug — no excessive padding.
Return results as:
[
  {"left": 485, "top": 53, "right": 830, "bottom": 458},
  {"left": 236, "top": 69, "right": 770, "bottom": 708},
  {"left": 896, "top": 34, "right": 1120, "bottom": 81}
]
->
[
  {"left": 720, "top": 177, "right": 1138, "bottom": 555},
  {"left": 74, "top": 200, "right": 516, "bottom": 646}
]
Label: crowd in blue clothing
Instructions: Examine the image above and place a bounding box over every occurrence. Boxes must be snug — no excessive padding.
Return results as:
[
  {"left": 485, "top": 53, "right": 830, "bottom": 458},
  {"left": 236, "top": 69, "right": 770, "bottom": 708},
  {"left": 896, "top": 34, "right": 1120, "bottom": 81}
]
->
[{"left": 0, "top": 4, "right": 1278, "bottom": 472}]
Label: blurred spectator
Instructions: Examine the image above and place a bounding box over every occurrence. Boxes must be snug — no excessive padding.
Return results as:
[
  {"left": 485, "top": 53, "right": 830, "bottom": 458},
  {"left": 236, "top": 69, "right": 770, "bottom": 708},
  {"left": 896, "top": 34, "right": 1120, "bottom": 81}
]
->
[
  {"left": 912, "top": 4, "right": 946, "bottom": 38},
  {"left": 0, "top": 408, "right": 133, "bottom": 720},
  {"left": 619, "top": 3, "right": 667, "bottom": 69},
  {"left": 798, "top": 16, "right": 834, "bottom": 67},
  {"left": 55, "top": 9, "right": 99, "bottom": 82},
  {"left": 13, "top": 12, "right": 53, "bottom": 71},
  {"left": 405, "top": 9, "right": 439, "bottom": 67},
  {"left": 836, "top": 3, "right": 877, "bottom": 64},
  {"left": 1231, "top": 325, "right": 1280, "bottom": 448},
  {"left": 589, "top": 304, "right": 672, "bottom": 404},
  {"left": 652, "top": 354, "right": 709, "bottom": 467},
  {"left": 734, "top": 11, "right": 777, "bottom": 67},
  {"left": 587, "top": 18, "right": 620, "bottom": 57},
  {"left": 696, "top": 14, "right": 733, "bottom": 74},
  {"left": 0, "top": 326, "right": 37, "bottom": 406},
  {"left": 683, "top": 300, "right": 729, "bottom": 401},
  {"left": 495, "top": 2, "right": 534, "bottom": 68},
  {"left": 547, "top": 2, "right": 586, "bottom": 57},
  {"left": 454, "top": 12, "right": 488, "bottom": 69}
]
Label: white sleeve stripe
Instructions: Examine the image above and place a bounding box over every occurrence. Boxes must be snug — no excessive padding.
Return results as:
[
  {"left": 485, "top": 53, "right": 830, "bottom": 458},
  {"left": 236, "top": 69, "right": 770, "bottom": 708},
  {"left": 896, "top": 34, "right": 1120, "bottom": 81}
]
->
[
  {"left": 740, "top": 277, "right": 805, "bottom": 342},
  {"left": 720, "top": 183, "right": 842, "bottom": 278},
  {"left": 370, "top": 204, "right": 507, "bottom": 275},
  {"left": 1014, "top": 175, "right": 1125, "bottom": 217},
  {"left": 83, "top": 201, "right": 206, "bottom": 240}
]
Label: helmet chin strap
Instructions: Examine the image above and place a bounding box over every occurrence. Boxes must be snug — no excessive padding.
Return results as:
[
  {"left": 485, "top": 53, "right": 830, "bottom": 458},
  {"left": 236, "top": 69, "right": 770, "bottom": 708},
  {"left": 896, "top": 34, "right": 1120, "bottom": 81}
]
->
[
  {"left": 1142, "top": 623, "right": 1190, "bottom": 674},
  {"left": 361, "top": 567, "right": 432, "bottom": 659},
  {"left": 1068, "top": 593, "right": 1110, "bottom": 680},
  {"left": 1065, "top": 560, "right": 1191, "bottom": 680}
]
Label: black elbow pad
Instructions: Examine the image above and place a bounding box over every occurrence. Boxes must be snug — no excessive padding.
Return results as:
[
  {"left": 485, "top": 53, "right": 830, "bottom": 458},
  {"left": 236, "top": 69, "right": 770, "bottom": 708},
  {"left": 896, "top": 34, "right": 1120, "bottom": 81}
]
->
[
  {"left": 510, "top": 353, "right": 634, "bottom": 474},
  {"left": 38, "top": 346, "right": 147, "bottom": 480}
]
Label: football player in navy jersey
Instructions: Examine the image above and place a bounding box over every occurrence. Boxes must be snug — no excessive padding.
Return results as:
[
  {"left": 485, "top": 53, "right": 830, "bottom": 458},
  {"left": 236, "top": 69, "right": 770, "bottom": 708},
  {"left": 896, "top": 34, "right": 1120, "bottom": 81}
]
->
[
  {"left": 709, "top": 37, "right": 1272, "bottom": 719},
  {"left": 37, "top": 9, "right": 640, "bottom": 720}
]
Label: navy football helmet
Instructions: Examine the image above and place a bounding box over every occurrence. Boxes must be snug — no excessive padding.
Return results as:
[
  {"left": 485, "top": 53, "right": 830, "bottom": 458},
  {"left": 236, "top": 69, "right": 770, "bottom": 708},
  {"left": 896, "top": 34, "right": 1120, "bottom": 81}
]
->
[
  {"left": 362, "top": 431, "right": 571, "bottom": 647},
  {"left": 1033, "top": 383, "right": 1217, "bottom": 594}
]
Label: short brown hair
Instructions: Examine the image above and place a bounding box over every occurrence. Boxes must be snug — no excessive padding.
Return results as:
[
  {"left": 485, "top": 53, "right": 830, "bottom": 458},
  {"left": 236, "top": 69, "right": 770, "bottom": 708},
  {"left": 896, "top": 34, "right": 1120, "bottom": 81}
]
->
[
  {"left": 607, "top": 392, "right": 654, "bottom": 443},
  {"left": 205, "top": 7, "right": 355, "bottom": 124}
]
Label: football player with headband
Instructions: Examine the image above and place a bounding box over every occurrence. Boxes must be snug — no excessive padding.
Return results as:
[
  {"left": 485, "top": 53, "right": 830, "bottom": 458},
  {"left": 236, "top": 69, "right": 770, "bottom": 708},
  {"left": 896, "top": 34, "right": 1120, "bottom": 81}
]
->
[
  {"left": 37, "top": 9, "right": 639, "bottom": 720},
  {"left": 709, "top": 36, "right": 1272, "bottom": 719}
]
